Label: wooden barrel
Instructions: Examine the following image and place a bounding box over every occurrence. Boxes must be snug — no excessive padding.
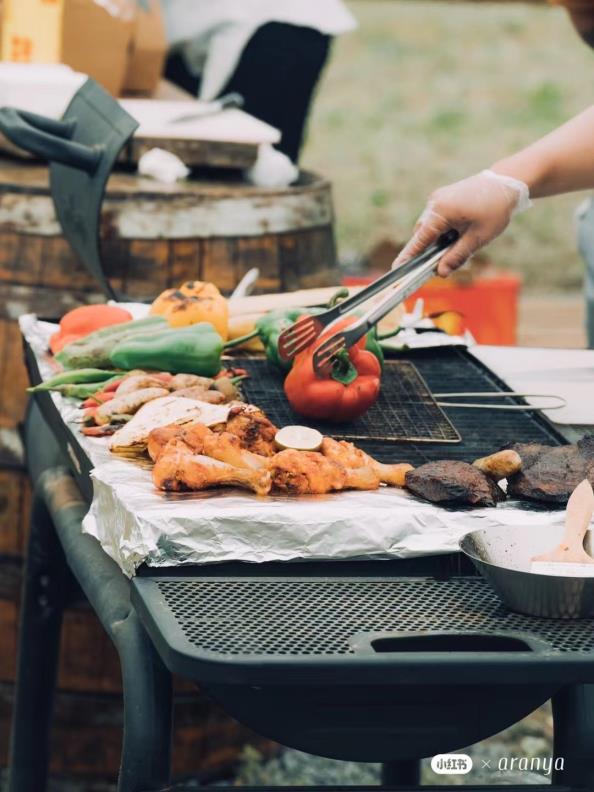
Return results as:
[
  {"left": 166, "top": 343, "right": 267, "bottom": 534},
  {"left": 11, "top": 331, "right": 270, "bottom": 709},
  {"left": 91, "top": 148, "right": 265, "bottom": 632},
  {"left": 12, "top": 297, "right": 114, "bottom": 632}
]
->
[{"left": 0, "top": 155, "right": 335, "bottom": 780}]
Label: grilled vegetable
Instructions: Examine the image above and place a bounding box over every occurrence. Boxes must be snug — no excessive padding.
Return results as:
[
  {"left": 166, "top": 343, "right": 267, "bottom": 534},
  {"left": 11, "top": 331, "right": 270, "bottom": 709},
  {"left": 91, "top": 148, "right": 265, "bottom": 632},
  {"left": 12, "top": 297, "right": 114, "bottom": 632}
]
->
[
  {"left": 227, "top": 313, "right": 265, "bottom": 352},
  {"left": 27, "top": 368, "right": 117, "bottom": 392},
  {"left": 284, "top": 316, "right": 382, "bottom": 423},
  {"left": 94, "top": 387, "right": 170, "bottom": 425},
  {"left": 49, "top": 304, "right": 132, "bottom": 354},
  {"left": 109, "top": 323, "right": 224, "bottom": 376},
  {"left": 56, "top": 316, "right": 168, "bottom": 369},
  {"left": 169, "top": 374, "right": 214, "bottom": 390},
  {"left": 116, "top": 374, "right": 170, "bottom": 396},
  {"left": 258, "top": 308, "right": 320, "bottom": 371},
  {"left": 150, "top": 281, "right": 229, "bottom": 339},
  {"left": 173, "top": 386, "right": 227, "bottom": 404},
  {"left": 33, "top": 377, "right": 122, "bottom": 400}
]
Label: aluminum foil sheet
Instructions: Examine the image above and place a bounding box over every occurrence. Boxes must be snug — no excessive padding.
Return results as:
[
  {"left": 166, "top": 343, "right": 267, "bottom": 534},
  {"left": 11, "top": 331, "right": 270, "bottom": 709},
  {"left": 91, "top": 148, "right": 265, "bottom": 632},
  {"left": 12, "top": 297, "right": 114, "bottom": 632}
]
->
[{"left": 20, "top": 313, "right": 569, "bottom": 578}]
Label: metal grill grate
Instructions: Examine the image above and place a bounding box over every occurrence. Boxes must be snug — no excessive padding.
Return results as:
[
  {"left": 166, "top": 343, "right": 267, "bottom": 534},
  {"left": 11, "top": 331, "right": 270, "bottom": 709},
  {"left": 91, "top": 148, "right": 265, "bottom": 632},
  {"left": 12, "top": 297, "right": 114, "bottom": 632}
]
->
[
  {"left": 237, "top": 348, "right": 565, "bottom": 466},
  {"left": 241, "top": 358, "right": 460, "bottom": 444},
  {"left": 156, "top": 577, "right": 594, "bottom": 656}
]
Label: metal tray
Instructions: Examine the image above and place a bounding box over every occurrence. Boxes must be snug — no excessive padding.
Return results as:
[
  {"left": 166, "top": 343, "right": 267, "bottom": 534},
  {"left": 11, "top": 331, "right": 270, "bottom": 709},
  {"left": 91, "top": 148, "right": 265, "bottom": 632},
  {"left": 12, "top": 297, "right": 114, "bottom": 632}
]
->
[{"left": 132, "top": 560, "right": 594, "bottom": 688}]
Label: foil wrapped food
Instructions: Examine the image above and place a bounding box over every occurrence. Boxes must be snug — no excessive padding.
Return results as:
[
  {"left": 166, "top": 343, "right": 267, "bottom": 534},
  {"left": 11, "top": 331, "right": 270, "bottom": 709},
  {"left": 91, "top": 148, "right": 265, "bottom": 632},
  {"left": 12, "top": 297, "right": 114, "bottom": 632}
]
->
[{"left": 20, "top": 314, "right": 569, "bottom": 578}]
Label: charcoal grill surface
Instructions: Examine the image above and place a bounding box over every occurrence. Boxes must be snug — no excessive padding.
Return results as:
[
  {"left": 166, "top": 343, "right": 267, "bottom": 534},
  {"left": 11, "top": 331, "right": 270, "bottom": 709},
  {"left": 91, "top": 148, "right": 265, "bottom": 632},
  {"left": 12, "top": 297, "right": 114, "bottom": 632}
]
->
[
  {"left": 238, "top": 348, "right": 566, "bottom": 466},
  {"left": 241, "top": 358, "right": 461, "bottom": 444}
]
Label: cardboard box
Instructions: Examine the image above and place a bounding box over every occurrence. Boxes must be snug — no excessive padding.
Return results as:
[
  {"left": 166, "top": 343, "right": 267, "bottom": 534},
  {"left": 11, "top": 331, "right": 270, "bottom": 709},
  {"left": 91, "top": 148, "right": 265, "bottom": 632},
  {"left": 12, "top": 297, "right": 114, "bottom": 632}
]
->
[
  {"left": 0, "top": 0, "right": 156, "bottom": 97},
  {"left": 124, "top": 0, "right": 166, "bottom": 95}
]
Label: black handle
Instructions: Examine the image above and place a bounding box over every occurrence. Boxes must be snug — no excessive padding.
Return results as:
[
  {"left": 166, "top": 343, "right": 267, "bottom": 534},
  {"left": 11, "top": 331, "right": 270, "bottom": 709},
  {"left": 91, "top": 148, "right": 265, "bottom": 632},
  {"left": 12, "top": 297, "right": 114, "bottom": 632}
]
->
[
  {"left": 0, "top": 107, "right": 103, "bottom": 172},
  {"left": 350, "top": 630, "right": 549, "bottom": 655}
]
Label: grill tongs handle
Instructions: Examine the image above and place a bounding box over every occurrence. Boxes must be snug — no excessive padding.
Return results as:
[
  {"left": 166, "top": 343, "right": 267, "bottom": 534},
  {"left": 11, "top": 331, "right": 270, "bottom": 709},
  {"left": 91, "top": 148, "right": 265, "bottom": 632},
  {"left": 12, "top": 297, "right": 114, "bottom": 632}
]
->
[
  {"left": 0, "top": 107, "right": 102, "bottom": 171},
  {"left": 313, "top": 230, "right": 459, "bottom": 376}
]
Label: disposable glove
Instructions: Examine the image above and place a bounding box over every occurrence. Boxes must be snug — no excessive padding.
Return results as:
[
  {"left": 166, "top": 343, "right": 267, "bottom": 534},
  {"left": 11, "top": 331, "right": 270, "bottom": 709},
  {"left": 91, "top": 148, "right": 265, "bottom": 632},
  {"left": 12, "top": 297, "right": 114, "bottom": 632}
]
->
[{"left": 394, "top": 170, "right": 532, "bottom": 277}]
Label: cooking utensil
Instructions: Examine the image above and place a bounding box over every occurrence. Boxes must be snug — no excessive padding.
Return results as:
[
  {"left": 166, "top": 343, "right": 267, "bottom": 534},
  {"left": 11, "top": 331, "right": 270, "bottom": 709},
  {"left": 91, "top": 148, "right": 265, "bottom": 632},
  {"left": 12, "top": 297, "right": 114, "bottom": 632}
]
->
[
  {"left": 0, "top": 79, "right": 138, "bottom": 300},
  {"left": 277, "top": 229, "right": 459, "bottom": 364},
  {"left": 531, "top": 480, "right": 594, "bottom": 577},
  {"left": 169, "top": 92, "right": 244, "bottom": 124},
  {"left": 312, "top": 239, "right": 458, "bottom": 376},
  {"left": 433, "top": 392, "right": 567, "bottom": 411},
  {"left": 460, "top": 517, "right": 594, "bottom": 619},
  {"left": 229, "top": 268, "right": 260, "bottom": 300}
]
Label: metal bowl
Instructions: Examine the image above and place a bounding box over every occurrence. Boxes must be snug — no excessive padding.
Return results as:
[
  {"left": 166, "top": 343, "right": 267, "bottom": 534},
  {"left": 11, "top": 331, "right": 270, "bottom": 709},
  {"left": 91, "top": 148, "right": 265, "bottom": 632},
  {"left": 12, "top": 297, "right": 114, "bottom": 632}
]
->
[{"left": 460, "top": 525, "right": 594, "bottom": 619}]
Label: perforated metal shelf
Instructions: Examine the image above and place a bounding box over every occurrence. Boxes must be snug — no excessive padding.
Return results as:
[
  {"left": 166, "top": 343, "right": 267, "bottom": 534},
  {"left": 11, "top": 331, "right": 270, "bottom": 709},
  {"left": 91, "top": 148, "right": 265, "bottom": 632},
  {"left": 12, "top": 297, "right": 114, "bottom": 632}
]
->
[{"left": 132, "top": 574, "right": 594, "bottom": 687}]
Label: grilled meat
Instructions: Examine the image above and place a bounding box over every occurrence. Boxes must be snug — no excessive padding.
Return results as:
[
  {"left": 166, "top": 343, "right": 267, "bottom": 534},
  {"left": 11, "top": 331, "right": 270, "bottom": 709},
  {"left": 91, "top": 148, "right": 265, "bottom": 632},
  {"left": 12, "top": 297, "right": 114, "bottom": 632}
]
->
[
  {"left": 405, "top": 460, "right": 505, "bottom": 507},
  {"left": 182, "top": 423, "right": 268, "bottom": 470},
  {"left": 473, "top": 449, "right": 522, "bottom": 482},
  {"left": 269, "top": 449, "right": 380, "bottom": 495},
  {"left": 320, "top": 437, "right": 412, "bottom": 487},
  {"left": 152, "top": 438, "right": 271, "bottom": 495},
  {"left": 507, "top": 436, "right": 594, "bottom": 505},
  {"left": 215, "top": 405, "right": 278, "bottom": 457}
]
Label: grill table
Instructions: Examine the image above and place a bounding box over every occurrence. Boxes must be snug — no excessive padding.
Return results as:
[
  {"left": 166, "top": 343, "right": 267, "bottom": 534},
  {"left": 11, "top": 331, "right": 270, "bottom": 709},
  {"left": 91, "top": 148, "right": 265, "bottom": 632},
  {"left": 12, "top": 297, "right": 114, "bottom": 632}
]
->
[{"left": 9, "top": 340, "right": 594, "bottom": 791}]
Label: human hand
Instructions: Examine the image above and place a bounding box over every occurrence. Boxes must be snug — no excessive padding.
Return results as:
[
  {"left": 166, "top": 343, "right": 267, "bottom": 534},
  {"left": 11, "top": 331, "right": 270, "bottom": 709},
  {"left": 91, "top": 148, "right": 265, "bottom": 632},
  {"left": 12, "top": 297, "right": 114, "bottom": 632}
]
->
[{"left": 394, "top": 170, "right": 531, "bottom": 277}]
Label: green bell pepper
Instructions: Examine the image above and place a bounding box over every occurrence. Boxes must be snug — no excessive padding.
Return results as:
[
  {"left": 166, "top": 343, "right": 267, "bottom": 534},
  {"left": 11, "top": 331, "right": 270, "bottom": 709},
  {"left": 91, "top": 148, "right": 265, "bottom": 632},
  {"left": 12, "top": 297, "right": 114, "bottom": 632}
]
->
[
  {"left": 109, "top": 323, "right": 224, "bottom": 376},
  {"left": 255, "top": 308, "right": 324, "bottom": 372},
  {"left": 364, "top": 328, "right": 384, "bottom": 369}
]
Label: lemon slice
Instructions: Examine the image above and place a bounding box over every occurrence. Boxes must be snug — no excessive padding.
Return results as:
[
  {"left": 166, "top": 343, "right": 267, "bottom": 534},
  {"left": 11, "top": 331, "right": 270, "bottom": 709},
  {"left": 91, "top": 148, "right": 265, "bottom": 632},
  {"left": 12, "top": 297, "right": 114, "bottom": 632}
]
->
[{"left": 275, "top": 425, "right": 323, "bottom": 451}]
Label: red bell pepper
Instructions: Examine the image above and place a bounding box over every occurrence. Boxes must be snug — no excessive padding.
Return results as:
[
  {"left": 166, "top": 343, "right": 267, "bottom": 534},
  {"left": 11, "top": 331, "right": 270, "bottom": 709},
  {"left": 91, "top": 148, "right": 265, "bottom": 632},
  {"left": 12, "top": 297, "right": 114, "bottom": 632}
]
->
[{"left": 284, "top": 316, "right": 381, "bottom": 422}]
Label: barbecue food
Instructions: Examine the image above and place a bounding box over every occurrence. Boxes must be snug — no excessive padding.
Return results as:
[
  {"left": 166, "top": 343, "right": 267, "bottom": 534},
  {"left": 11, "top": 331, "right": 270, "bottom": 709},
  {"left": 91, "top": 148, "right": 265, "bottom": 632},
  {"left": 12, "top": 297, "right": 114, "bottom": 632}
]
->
[
  {"left": 148, "top": 424, "right": 182, "bottom": 462},
  {"left": 506, "top": 437, "right": 594, "bottom": 505},
  {"left": 405, "top": 461, "right": 505, "bottom": 507},
  {"left": 473, "top": 449, "right": 522, "bottom": 482},
  {"left": 269, "top": 449, "right": 380, "bottom": 495},
  {"left": 181, "top": 423, "right": 267, "bottom": 470},
  {"left": 173, "top": 386, "right": 227, "bottom": 404},
  {"left": 108, "top": 397, "right": 231, "bottom": 455},
  {"left": 153, "top": 438, "right": 271, "bottom": 495},
  {"left": 320, "top": 437, "right": 413, "bottom": 487},
  {"left": 217, "top": 405, "right": 278, "bottom": 456},
  {"left": 95, "top": 387, "right": 170, "bottom": 425}
]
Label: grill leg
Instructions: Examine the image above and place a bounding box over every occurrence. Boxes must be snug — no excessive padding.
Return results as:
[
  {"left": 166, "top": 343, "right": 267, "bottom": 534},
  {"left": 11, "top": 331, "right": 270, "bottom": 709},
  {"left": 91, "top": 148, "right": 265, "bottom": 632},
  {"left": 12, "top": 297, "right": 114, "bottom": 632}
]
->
[
  {"left": 33, "top": 467, "right": 173, "bottom": 792},
  {"left": 552, "top": 684, "right": 594, "bottom": 787},
  {"left": 381, "top": 759, "right": 420, "bottom": 787},
  {"left": 7, "top": 484, "right": 68, "bottom": 792}
]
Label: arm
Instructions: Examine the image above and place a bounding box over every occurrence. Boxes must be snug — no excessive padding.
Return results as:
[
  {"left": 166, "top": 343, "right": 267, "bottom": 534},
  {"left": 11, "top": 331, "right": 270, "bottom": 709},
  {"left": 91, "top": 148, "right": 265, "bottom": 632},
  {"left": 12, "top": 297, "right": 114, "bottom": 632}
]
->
[{"left": 396, "top": 106, "right": 594, "bottom": 276}]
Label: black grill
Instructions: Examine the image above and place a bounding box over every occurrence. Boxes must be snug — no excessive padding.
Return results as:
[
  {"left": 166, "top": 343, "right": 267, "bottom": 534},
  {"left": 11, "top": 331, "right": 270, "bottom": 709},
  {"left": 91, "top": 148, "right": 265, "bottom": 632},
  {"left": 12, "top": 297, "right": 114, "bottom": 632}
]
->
[
  {"left": 240, "top": 347, "right": 565, "bottom": 465},
  {"left": 155, "top": 576, "right": 594, "bottom": 656},
  {"left": 242, "top": 358, "right": 460, "bottom": 444}
]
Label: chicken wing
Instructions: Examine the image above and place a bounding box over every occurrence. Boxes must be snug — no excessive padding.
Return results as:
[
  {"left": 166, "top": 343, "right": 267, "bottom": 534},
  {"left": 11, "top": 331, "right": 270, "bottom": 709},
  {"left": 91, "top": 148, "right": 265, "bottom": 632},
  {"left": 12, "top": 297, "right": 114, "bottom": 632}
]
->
[
  {"left": 182, "top": 423, "right": 267, "bottom": 470},
  {"left": 153, "top": 439, "right": 271, "bottom": 495},
  {"left": 147, "top": 424, "right": 184, "bottom": 462},
  {"left": 268, "top": 449, "right": 380, "bottom": 495},
  {"left": 320, "top": 437, "right": 413, "bottom": 488},
  {"left": 218, "top": 405, "right": 278, "bottom": 456}
]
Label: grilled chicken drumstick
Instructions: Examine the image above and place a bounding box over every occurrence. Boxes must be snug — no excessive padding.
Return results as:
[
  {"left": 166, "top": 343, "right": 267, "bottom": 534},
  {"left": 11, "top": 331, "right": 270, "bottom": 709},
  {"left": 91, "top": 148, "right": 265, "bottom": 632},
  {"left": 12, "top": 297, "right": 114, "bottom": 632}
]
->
[
  {"left": 218, "top": 405, "right": 278, "bottom": 456},
  {"left": 152, "top": 438, "right": 272, "bottom": 495},
  {"left": 183, "top": 423, "right": 268, "bottom": 470},
  {"left": 269, "top": 449, "right": 380, "bottom": 495},
  {"left": 320, "top": 437, "right": 413, "bottom": 487}
]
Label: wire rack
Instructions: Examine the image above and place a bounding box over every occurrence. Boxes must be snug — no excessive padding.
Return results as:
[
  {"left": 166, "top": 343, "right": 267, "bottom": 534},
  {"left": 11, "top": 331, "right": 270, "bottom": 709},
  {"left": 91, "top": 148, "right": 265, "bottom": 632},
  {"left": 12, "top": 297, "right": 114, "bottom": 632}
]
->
[{"left": 241, "top": 358, "right": 461, "bottom": 444}]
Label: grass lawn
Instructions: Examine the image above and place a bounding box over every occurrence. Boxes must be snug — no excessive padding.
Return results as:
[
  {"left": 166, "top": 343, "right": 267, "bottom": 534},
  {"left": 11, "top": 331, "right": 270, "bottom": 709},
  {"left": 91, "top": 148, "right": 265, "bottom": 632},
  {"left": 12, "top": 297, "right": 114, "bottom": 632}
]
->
[{"left": 303, "top": 0, "right": 594, "bottom": 292}]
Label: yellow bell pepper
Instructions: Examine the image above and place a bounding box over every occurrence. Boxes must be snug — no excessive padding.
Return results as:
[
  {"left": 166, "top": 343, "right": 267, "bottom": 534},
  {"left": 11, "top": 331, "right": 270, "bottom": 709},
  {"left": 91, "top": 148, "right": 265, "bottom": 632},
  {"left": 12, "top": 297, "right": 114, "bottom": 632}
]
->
[{"left": 150, "top": 281, "right": 229, "bottom": 340}]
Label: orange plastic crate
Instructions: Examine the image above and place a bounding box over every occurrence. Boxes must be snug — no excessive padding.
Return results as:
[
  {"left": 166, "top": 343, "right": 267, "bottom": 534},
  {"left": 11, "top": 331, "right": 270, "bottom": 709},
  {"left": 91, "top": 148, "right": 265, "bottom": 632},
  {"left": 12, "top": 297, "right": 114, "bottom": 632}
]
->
[{"left": 343, "top": 273, "right": 521, "bottom": 346}]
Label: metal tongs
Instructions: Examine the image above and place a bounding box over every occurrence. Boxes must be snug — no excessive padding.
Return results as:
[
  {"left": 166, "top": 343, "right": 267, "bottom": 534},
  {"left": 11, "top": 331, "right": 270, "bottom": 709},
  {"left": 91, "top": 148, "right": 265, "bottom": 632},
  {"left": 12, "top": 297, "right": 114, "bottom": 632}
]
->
[{"left": 278, "top": 229, "right": 459, "bottom": 368}]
